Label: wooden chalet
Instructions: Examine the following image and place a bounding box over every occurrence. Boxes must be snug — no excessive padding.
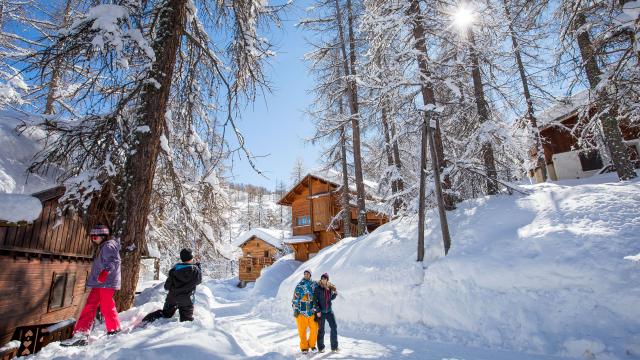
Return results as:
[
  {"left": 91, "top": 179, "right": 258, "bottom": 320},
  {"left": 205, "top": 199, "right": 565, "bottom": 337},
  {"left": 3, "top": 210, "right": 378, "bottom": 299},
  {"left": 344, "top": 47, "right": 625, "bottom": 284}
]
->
[
  {"left": 0, "top": 187, "right": 97, "bottom": 358},
  {"left": 529, "top": 91, "right": 640, "bottom": 182},
  {"left": 233, "top": 228, "right": 287, "bottom": 287},
  {"left": 277, "top": 171, "right": 389, "bottom": 262}
]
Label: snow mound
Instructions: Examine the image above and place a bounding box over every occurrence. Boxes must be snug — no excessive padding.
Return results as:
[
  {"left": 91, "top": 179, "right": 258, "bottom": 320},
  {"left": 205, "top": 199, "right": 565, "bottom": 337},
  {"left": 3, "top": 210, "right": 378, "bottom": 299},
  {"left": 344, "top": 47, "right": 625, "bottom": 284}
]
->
[
  {"left": 232, "top": 227, "right": 290, "bottom": 249},
  {"left": 0, "top": 110, "right": 56, "bottom": 194},
  {"left": 0, "top": 192, "right": 42, "bottom": 222},
  {"left": 252, "top": 254, "right": 301, "bottom": 299},
  {"left": 256, "top": 174, "right": 640, "bottom": 359},
  {"left": 30, "top": 280, "right": 251, "bottom": 359}
]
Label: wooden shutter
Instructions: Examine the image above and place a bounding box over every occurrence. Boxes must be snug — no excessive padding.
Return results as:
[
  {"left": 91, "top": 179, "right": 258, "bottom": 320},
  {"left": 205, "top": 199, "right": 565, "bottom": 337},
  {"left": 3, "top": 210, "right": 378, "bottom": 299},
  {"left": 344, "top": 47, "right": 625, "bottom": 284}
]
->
[{"left": 64, "top": 273, "right": 76, "bottom": 306}]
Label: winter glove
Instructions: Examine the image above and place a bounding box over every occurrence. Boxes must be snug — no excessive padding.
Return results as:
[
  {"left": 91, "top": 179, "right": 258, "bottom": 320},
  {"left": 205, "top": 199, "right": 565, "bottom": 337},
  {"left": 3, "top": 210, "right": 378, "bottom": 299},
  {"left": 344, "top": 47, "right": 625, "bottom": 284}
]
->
[
  {"left": 97, "top": 270, "right": 109, "bottom": 283},
  {"left": 293, "top": 310, "right": 299, "bottom": 319},
  {"left": 195, "top": 262, "right": 202, "bottom": 269}
]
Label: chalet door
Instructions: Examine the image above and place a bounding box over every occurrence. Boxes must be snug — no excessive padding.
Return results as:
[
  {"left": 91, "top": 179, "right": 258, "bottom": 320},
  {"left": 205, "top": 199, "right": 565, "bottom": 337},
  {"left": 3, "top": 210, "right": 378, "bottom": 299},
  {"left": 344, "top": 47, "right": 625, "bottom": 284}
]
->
[{"left": 312, "top": 199, "right": 330, "bottom": 231}]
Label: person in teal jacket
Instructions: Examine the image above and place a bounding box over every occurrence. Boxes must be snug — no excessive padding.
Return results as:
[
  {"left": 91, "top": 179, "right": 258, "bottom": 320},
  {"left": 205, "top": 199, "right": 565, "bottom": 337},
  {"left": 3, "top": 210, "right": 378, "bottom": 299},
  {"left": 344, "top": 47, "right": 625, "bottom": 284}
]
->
[{"left": 291, "top": 269, "right": 318, "bottom": 354}]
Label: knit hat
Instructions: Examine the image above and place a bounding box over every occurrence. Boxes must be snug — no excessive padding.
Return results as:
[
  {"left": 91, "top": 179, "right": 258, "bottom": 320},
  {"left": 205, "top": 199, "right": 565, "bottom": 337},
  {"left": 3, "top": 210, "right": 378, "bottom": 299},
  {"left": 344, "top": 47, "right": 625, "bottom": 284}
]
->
[
  {"left": 303, "top": 269, "right": 312, "bottom": 276},
  {"left": 90, "top": 225, "right": 110, "bottom": 236},
  {"left": 321, "top": 273, "right": 329, "bottom": 280},
  {"left": 180, "top": 248, "right": 194, "bottom": 262}
]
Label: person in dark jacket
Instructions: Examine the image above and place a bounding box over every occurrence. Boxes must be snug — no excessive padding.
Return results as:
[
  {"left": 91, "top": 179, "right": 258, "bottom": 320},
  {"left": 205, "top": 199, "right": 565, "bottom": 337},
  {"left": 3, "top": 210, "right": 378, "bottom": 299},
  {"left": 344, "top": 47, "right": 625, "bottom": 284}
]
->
[
  {"left": 142, "top": 248, "right": 202, "bottom": 323},
  {"left": 314, "top": 272, "right": 338, "bottom": 352}
]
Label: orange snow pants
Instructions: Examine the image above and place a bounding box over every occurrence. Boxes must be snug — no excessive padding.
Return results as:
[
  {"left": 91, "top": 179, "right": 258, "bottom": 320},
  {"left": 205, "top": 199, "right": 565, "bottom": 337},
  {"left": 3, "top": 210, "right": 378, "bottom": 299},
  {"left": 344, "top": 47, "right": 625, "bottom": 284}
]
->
[{"left": 295, "top": 314, "right": 318, "bottom": 350}]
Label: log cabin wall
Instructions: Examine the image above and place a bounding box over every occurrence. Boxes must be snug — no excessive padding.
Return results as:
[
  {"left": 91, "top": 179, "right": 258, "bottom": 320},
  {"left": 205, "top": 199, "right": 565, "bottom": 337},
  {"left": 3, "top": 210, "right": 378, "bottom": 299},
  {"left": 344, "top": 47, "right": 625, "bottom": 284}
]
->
[
  {"left": 240, "top": 238, "right": 278, "bottom": 259},
  {"left": 0, "top": 187, "right": 94, "bottom": 347},
  {"left": 281, "top": 174, "right": 390, "bottom": 261},
  {"left": 532, "top": 111, "right": 640, "bottom": 172},
  {"left": 292, "top": 196, "right": 312, "bottom": 236},
  {"left": 0, "top": 256, "right": 91, "bottom": 346},
  {"left": 238, "top": 237, "right": 278, "bottom": 282}
]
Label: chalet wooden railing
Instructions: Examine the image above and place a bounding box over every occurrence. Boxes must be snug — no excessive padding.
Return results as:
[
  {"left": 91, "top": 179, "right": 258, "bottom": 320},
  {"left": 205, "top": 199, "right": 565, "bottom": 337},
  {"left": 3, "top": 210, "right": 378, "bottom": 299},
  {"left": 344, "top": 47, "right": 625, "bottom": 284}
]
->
[{"left": 0, "top": 187, "right": 93, "bottom": 259}]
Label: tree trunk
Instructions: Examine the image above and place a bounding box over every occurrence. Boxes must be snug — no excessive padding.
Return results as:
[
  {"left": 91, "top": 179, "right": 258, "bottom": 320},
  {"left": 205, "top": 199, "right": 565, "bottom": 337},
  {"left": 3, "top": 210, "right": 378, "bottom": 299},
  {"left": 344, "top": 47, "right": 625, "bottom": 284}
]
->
[
  {"left": 502, "top": 0, "right": 546, "bottom": 182},
  {"left": 345, "top": 0, "right": 367, "bottom": 235},
  {"left": 467, "top": 28, "right": 498, "bottom": 194},
  {"left": 44, "top": 0, "right": 73, "bottom": 115},
  {"left": 428, "top": 121, "right": 451, "bottom": 255},
  {"left": 114, "top": 0, "right": 187, "bottom": 311},
  {"left": 389, "top": 120, "right": 404, "bottom": 195},
  {"left": 574, "top": 13, "right": 636, "bottom": 181},
  {"left": 407, "top": 0, "right": 452, "bottom": 259},
  {"left": 417, "top": 121, "right": 427, "bottom": 262},
  {"left": 381, "top": 105, "right": 399, "bottom": 214},
  {"left": 340, "top": 125, "right": 352, "bottom": 238},
  {"left": 0, "top": 0, "right": 4, "bottom": 30},
  {"left": 334, "top": 0, "right": 367, "bottom": 235}
]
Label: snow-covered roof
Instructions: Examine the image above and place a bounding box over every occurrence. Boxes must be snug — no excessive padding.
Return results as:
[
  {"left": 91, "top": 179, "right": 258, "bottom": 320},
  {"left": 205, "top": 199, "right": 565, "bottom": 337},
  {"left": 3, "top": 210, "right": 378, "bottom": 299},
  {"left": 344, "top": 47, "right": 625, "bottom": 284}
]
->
[
  {"left": 232, "top": 227, "right": 291, "bottom": 249},
  {"left": 0, "top": 110, "right": 58, "bottom": 194},
  {"left": 278, "top": 170, "right": 381, "bottom": 206},
  {"left": 308, "top": 169, "right": 379, "bottom": 195},
  {"left": 536, "top": 90, "right": 591, "bottom": 128},
  {"left": 282, "top": 234, "right": 316, "bottom": 244},
  {"left": 0, "top": 193, "right": 42, "bottom": 223},
  {"left": 0, "top": 111, "right": 59, "bottom": 222}
]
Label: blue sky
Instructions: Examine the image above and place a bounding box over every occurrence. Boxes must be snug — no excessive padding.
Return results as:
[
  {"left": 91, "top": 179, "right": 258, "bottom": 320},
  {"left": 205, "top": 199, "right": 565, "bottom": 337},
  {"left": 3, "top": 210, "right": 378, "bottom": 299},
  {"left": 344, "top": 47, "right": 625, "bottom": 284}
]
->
[{"left": 224, "top": 1, "right": 322, "bottom": 190}]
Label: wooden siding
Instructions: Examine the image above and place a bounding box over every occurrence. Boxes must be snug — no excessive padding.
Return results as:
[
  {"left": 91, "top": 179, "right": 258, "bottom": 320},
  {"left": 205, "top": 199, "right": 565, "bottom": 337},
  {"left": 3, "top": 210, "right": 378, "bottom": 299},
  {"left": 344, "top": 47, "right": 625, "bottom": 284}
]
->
[
  {"left": 318, "top": 232, "right": 337, "bottom": 249},
  {"left": 282, "top": 174, "right": 389, "bottom": 262},
  {"left": 239, "top": 237, "right": 278, "bottom": 258},
  {"left": 0, "top": 187, "right": 96, "bottom": 349},
  {"left": 312, "top": 196, "right": 332, "bottom": 232},
  {"left": 238, "top": 257, "right": 274, "bottom": 282},
  {"left": 292, "top": 197, "right": 312, "bottom": 236},
  {"left": 534, "top": 112, "right": 640, "bottom": 166},
  {"left": 238, "top": 237, "right": 278, "bottom": 282},
  {"left": 0, "top": 198, "right": 93, "bottom": 258},
  {"left": 0, "top": 255, "right": 91, "bottom": 345}
]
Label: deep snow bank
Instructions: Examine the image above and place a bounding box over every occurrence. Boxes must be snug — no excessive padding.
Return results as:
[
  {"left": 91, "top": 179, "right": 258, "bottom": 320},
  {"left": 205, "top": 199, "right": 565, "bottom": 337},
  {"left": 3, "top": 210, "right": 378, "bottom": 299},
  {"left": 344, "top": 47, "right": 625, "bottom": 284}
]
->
[
  {"left": 31, "top": 280, "right": 251, "bottom": 359},
  {"left": 252, "top": 254, "right": 301, "bottom": 299},
  {"left": 255, "top": 174, "right": 640, "bottom": 359}
]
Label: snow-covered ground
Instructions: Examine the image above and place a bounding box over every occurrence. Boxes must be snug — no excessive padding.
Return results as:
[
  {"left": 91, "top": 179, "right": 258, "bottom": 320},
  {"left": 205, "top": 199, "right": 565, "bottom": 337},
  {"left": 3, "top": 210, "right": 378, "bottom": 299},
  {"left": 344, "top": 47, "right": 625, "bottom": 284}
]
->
[
  {"left": 29, "top": 277, "right": 579, "bottom": 360},
  {"left": 27, "top": 173, "right": 640, "bottom": 359}
]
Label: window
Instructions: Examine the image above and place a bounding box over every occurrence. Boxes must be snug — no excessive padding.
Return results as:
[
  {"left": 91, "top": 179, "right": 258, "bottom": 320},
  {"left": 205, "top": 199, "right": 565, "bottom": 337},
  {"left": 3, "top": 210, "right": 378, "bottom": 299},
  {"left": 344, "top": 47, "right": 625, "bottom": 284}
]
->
[
  {"left": 246, "top": 266, "right": 252, "bottom": 273},
  {"left": 579, "top": 149, "right": 603, "bottom": 171},
  {"left": 48, "top": 272, "right": 77, "bottom": 311},
  {"left": 296, "top": 215, "right": 311, "bottom": 226},
  {"left": 49, "top": 273, "right": 66, "bottom": 310},
  {"left": 264, "top": 250, "right": 269, "bottom": 258}
]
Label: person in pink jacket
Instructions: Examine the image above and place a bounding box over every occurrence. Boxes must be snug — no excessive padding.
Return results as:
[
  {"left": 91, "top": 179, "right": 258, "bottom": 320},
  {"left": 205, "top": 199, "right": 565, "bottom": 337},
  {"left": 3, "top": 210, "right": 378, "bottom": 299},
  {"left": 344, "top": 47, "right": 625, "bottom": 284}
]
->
[{"left": 62, "top": 224, "right": 121, "bottom": 346}]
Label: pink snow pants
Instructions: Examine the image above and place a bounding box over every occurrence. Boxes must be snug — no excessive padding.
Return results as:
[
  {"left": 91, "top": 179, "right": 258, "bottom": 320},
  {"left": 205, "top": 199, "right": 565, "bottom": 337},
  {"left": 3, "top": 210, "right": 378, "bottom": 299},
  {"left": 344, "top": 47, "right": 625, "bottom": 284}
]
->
[{"left": 74, "top": 288, "right": 121, "bottom": 334}]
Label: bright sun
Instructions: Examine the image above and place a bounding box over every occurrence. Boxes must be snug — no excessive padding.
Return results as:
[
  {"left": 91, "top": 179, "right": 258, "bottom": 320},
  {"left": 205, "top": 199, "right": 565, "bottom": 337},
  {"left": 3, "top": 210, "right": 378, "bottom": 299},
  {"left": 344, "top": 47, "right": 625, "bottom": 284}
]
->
[{"left": 452, "top": 5, "right": 474, "bottom": 28}]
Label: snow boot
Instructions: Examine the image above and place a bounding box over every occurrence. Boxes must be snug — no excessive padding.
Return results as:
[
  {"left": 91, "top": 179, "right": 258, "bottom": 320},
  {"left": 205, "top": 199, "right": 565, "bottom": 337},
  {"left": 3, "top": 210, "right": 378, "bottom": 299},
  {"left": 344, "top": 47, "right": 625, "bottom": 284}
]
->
[
  {"left": 301, "top": 349, "right": 309, "bottom": 354},
  {"left": 331, "top": 348, "right": 340, "bottom": 353},
  {"left": 61, "top": 333, "right": 89, "bottom": 347},
  {"left": 310, "top": 347, "right": 317, "bottom": 352}
]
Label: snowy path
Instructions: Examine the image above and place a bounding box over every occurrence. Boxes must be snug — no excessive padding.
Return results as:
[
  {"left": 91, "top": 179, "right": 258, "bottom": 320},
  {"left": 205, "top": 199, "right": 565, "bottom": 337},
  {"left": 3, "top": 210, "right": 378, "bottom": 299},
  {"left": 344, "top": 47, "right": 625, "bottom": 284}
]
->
[
  {"left": 205, "top": 280, "right": 576, "bottom": 360},
  {"left": 30, "top": 278, "right": 579, "bottom": 360}
]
